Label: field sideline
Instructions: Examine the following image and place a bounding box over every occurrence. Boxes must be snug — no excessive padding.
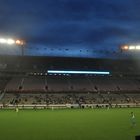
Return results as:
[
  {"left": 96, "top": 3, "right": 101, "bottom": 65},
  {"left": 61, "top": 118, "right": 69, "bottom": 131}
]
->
[{"left": 0, "top": 108, "right": 139, "bottom": 140}]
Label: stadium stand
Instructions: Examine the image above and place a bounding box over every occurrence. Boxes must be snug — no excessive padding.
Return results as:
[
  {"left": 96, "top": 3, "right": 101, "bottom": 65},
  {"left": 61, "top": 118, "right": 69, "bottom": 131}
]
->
[
  {"left": 1, "top": 93, "right": 140, "bottom": 106},
  {"left": 0, "top": 56, "right": 140, "bottom": 108},
  {"left": 4, "top": 75, "right": 140, "bottom": 93},
  {"left": 23, "top": 76, "right": 45, "bottom": 91},
  {"left": 47, "top": 76, "right": 69, "bottom": 92},
  {"left": 5, "top": 77, "right": 23, "bottom": 91}
]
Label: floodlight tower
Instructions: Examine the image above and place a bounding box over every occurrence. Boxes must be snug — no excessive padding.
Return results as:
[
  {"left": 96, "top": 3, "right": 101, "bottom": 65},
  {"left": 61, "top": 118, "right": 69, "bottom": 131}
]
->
[
  {"left": 16, "top": 40, "right": 25, "bottom": 56},
  {"left": 0, "top": 38, "right": 26, "bottom": 56}
]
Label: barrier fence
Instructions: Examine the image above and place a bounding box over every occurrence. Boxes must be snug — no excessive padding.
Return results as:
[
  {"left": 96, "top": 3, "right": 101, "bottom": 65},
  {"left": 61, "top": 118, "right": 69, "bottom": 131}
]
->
[{"left": 0, "top": 103, "right": 140, "bottom": 109}]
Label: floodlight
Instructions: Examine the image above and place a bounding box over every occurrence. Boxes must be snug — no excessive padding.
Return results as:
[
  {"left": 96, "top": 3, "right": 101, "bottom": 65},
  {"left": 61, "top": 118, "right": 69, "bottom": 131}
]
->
[
  {"left": 16, "top": 40, "right": 24, "bottom": 45},
  {"left": 136, "top": 46, "right": 140, "bottom": 50},
  {"left": 20, "top": 41, "right": 24, "bottom": 45},
  {"left": 129, "top": 46, "right": 135, "bottom": 50},
  {"left": 7, "top": 39, "right": 15, "bottom": 45},
  {"left": 0, "top": 38, "right": 7, "bottom": 44},
  {"left": 16, "top": 40, "right": 21, "bottom": 45},
  {"left": 122, "top": 45, "right": 128, "bottom": 50}
]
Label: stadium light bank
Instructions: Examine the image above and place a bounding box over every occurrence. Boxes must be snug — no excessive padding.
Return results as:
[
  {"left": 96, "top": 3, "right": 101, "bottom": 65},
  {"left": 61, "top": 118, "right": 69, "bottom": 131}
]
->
[
  {"left": 121, "top": 45, "right": 140, "bottom": 51},
  {"left": 0, "top": 38, "right": 25, "bottom": 56},
  {"left": 0, "top": 38, "right": 25, "bottom": 46}
]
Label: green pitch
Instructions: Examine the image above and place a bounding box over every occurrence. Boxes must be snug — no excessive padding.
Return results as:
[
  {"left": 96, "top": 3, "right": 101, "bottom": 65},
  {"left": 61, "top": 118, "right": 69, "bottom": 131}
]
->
[{"left": 0, "top": 108, "right": 140, "bottom": 140}]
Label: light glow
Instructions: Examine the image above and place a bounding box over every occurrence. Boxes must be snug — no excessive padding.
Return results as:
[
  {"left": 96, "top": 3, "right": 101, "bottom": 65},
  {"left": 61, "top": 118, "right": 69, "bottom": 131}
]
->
[
  {"left": 136, "top": 46, "right": 140, "bottom": 50},
  {"left": 0, "top": 38, "right": 7, "bottom": 44},
  {"left": 0, "top": 38, "right": 24, "bottom": 45},
  {"left": 16, "top": 40, "right": 24, "bottom": 45},
  {"left": 47, "top": 70, "right": 110, "bottom": 75},
  {"left": 16, "top": 40, "right": 21, "bottom": 45},
  {"left": 121, "top": 44, "right": 140, "bottom": 51},
  {"left": 123, "top": 45, "right": 128, "bottom": 50},
  {"left": 129, "top": 46, "right": 135, "bottom": 50},
  {"left": 7, "top": 39, "right": 15, "bottom": 45}
]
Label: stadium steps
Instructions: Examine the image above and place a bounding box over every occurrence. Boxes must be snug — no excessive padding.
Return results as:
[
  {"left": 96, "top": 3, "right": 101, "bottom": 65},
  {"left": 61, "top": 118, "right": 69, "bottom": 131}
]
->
[
  {"left": 86, "top": 77, "right": 97, "bottom": 92},
  {"left": 0, "top": 92, "right": 5, "bottom": 101}
]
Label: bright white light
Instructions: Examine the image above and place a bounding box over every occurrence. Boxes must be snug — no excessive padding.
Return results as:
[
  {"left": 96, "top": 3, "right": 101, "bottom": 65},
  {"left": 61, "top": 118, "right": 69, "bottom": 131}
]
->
[
  {"left": 47, "top": 70, "right": 110, "bottom": 75},
  {"left": 136, "top": 46, "right": 140, "bottom": 50},
  {"left": 129, "top": 46, "right": 135, "bottom": 50},
  {"left": 0, "top": 38, "right": 25, "bottom": 45},
  {"left": 0, "top": 38, "right": 7, "bottom": 44},
  {"left": 7, "top": 39, "right": 15, "bottom": 45},
  {"left": 0, "top": 38, "right": 15, "bottom": 45}
]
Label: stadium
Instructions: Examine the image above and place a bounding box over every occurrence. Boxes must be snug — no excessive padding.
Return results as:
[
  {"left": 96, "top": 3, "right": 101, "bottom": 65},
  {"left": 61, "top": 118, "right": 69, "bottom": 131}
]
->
[
  {"left": 1, "top": 1, "right": 140, "bottom": 140},
  {"left": 0, "top": 46, "right": 140, "bottom": 140}
]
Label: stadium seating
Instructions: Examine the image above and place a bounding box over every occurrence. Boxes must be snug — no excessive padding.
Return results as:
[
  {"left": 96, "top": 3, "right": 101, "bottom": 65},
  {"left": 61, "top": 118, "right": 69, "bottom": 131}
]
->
[
  {"left": 1, "top": 56, "right": 140, "bottom": 106},
  {"left": 5, "top": 77, "right": 22, "bottom": 91},
  {"left": 23, "top": 76, "right": 45, "bottom": 91},
  {"left": 3, "top": 75, "right": 140, "bottom": 93},
  {"left": 47, "top": 76, "right": 69, "bottom": 92},
  {"left": 1, "top": 93, "right": 140, "bottom": 105}
]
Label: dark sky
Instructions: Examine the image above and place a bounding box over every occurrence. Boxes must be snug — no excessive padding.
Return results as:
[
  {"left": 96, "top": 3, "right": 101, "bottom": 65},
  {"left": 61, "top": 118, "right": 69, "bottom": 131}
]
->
[{"left": 0, "top": 0, "right": 140, "bottom": 58}]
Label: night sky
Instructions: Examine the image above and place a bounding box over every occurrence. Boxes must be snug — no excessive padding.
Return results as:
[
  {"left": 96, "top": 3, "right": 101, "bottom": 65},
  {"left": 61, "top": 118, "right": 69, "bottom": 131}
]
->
[{"left": 0, "top": 0, "right": 140, "bottom": 58}]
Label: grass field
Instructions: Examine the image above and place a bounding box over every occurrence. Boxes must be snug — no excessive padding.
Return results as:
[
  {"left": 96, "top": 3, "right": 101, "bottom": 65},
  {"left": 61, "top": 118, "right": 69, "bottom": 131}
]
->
[{"left": 0, "top": 108, "right": 140, "bottom": 140}]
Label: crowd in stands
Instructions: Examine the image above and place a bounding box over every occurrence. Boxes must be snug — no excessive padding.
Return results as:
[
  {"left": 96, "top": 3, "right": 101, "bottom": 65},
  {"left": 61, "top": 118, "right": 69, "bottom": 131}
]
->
[
  {"left": 0, "top": 56, "right": 140, "bottom": 106},
  {"left": 1, "top": 93, "right": 140, "bottom": 105},
  {"left": 0, "top": 75, "right": 140, "bottom": 106}
]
